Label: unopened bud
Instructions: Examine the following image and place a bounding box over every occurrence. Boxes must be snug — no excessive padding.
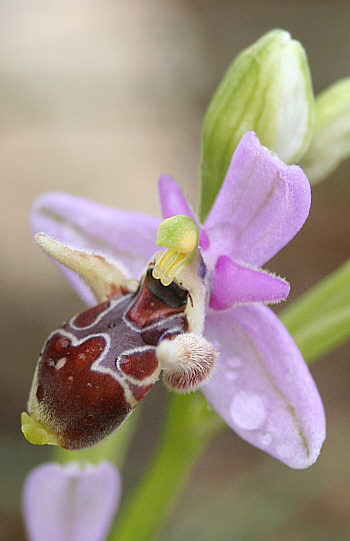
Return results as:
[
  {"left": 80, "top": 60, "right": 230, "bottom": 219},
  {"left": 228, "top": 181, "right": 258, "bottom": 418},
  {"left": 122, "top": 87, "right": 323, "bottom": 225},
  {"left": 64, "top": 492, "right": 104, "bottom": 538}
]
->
[
  {"left": 300, "top": 78, "right": 350, "bottom": 184},
  {"left": 200, "top": 29, "right": 314, "bottom": 219}
]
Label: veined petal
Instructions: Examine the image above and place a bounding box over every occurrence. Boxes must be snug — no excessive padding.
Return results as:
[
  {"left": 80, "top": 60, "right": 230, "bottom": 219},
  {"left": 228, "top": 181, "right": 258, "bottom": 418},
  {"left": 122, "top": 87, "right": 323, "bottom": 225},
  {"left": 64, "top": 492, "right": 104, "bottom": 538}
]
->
[
  {"left": 158, "top": 175, "right": 210, "bottom": 250},
  {"left": 202, "top": 305, "right": 325, "bottom": 468},
  {"left": 35, "top": 233, "right": 135, "bottom": 304},
  {"left": 209, "top": 255, "right": 290, "bottom": 310},
  {"left": 31, "top": 193, "right": 160, "bottom": 288},
  {"left": 204, "top": 132, "right": 311, "bottom": 267},
  {"left": 22, "top": 461, "right": 121, "bottom": 541}
]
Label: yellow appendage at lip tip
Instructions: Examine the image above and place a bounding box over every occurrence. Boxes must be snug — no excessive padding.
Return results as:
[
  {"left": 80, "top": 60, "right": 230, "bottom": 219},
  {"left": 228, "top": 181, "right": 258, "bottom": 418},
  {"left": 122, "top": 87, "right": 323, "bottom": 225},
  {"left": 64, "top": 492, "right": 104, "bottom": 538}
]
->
[
  {"left": 21, "top": 412, "right": 59, "bottom": 446},
  {"left": 152, "top": 216, "right": 199, "bottom": 286}
]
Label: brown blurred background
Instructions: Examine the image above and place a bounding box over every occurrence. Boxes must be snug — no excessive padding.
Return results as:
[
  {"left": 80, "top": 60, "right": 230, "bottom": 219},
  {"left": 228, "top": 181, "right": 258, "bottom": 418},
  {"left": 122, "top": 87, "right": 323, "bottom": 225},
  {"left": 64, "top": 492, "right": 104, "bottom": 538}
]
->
[{"left": 1, "top": 1, "right": 350, "bottom": 540}]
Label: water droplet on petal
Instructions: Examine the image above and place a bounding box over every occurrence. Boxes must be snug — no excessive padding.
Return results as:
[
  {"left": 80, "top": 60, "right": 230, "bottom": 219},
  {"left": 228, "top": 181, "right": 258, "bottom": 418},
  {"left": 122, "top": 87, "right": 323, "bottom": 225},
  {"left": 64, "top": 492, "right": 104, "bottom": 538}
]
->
[
  {"left": 225, "top": 371, "right": 239, "bottom": 381},
  {"left": 212, "top": 340, "right": 221, "bottom": 351},
  {"left": 230, "top": 391, "right": 266, "bottom": 430},
  {"left": 227, "top": 357, "right": 242, "bottom": 369},
  {"left": 275, "top": 442, "right": 294, "bottom": 462},
  {"left": 260, "top": 432, "right": 273, "bottom": 446}
]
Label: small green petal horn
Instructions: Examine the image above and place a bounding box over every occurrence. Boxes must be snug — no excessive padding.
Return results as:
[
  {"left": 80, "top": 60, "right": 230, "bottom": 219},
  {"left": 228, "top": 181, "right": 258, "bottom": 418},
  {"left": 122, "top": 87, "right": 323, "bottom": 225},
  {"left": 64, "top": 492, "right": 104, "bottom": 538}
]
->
[{"left": 21, "top": 412, "right": 60, "bottom": 446}]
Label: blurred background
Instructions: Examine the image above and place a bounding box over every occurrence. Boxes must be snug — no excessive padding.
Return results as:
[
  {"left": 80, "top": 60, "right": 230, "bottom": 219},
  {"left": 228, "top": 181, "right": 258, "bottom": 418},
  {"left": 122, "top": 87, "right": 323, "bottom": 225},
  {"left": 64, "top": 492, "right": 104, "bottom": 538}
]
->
[{"left": 1, "top": 1, "right": 350, "bottom": 539}]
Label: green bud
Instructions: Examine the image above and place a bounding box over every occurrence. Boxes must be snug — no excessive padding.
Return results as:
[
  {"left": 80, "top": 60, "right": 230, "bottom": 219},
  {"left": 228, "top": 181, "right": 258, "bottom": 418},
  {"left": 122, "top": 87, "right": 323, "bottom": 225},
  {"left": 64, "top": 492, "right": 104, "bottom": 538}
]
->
[
  {"left": 300, "top": 78, "right": 350, "bottom": 184},
  {"left": 281, "top": 257, "right": 350, "bottom": 364},
  {"left": 200, "top": 29, "right": 314, "bottom": 220}
]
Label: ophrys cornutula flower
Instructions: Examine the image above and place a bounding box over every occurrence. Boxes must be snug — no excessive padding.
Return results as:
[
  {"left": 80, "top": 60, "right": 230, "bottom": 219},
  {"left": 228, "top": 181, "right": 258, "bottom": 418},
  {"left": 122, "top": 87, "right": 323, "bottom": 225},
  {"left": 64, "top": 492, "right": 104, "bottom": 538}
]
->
[{"left": 23, "top": 132, "right": 325, "bottom": 468}]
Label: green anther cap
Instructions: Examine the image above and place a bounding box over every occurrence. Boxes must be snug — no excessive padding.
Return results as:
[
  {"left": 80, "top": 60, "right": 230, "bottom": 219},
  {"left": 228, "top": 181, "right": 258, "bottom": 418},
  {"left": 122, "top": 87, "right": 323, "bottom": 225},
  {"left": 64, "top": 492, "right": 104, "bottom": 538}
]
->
[
  {"left": 21, "top": 412, "right": 59, "bottom": 446},
  {"left": 153, "top": 216, "right": 199, "bottom": 286},
  {"left": 156, "top": 215, "right": 199, "bottom": 255}
]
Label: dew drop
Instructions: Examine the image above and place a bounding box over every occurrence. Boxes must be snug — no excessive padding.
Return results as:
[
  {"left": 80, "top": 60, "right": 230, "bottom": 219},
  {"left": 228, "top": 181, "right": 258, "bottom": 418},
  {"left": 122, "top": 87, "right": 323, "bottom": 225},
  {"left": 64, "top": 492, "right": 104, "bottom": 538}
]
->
[
  {"left": 230, "top": 391, "right": 266, "bottom": 430},
  {"left": 227, "top": 357, "right": 242, "bottom": 369},
  {"left": 275, "top": 442, "right": 294, "bottom": 462},
  {"left": 260, "top": 432, "right": 273, "bottom": 446},
  {"left": 212, "top": 340, "right": 221, "bottom": 351},
  {"left": 225, "top": 371, "right": 238, "bottom": 381}
]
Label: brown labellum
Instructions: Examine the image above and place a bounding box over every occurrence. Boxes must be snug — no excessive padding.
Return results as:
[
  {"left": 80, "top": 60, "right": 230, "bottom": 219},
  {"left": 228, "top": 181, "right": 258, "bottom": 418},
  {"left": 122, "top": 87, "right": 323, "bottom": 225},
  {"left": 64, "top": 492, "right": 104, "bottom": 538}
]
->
[{"left": 28, "top": 268, "right": 189, "bottom": 449}]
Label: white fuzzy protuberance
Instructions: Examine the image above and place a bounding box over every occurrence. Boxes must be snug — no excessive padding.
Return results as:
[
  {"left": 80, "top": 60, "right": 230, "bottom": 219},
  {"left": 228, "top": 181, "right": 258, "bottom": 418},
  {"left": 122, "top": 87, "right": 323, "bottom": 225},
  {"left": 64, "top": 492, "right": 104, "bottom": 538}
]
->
[{"left": 156, "top": 334, "right": 218, "bottom": 393}]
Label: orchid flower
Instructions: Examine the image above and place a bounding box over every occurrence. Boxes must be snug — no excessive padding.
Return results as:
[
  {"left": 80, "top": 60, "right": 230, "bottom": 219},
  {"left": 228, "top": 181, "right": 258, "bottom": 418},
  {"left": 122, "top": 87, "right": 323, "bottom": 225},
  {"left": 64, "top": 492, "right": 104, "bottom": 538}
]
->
[
  {"left": 22, "top": 461, "right": 121, "bottom": 541},
  {"left": 25, "top": 131, "right": 325, "bottom": 469}
]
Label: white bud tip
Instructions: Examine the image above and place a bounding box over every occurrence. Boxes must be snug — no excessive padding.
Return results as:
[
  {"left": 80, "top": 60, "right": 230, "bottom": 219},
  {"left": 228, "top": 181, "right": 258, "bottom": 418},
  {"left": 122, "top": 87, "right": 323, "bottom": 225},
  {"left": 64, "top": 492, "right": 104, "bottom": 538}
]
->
[{"left": 156, "top": 333, "right": 218, "bottom": 393}]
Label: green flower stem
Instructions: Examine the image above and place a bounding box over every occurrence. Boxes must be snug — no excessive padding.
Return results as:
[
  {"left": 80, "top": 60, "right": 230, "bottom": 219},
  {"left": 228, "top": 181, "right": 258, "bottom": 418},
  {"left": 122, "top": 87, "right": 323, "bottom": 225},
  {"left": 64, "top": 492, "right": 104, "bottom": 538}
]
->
[
  {"left": 281, "top": 258, "right": 350, "bottom": 363},
  {"left": 106, "top": 182, "right": 223, "bottom": 541},
  {"left": 107, "top": 392, "right": 223, "bottom": 541},
  {"left": 286, "top": 305, "right": 350, "bottom": 364}
]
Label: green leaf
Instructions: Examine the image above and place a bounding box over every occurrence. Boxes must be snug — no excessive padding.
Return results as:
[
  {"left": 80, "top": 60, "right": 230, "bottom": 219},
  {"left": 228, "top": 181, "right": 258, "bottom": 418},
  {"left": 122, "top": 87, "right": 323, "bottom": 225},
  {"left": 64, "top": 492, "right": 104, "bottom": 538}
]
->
[
  {"left": 107, "top": 392, "right": 223, "bottom": 541},
  {"left": 280, "top": 258, "right": 350, "bottom": 363},
  {"left": 161, "top": 417, "right": 350, "bottom": 541}
]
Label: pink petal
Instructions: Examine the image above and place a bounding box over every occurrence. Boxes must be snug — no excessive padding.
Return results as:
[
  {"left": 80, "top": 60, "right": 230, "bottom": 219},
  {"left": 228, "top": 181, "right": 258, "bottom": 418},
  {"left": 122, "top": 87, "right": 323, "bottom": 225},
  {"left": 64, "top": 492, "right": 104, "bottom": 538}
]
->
[
  {"left": 209, "top": 255, "right": 290, "bottom": 310},
  {"left": 31, "top": 193, "right": 160, "bottom": 301},
  {"left": 204, "top": 132, "right": 311, "bottom": 267},
  {"left": 22, "top": 461, "right": 121, "bottom": 541},
  {"left": 158, "top": 175, "right": 210, "bottom": 250},
  {"left": 202, "top": 305, "right": 325, "bottom": 468}
]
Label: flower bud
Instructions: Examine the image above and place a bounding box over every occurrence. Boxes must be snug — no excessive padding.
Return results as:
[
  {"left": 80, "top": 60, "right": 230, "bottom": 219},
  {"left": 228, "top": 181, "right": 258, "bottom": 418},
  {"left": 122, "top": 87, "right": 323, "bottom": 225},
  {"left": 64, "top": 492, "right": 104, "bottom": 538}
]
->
[
  {"left": 200, "top": 29, "right": 314, "bottom": 219},
  {"left": 299, "top": 78, "right": 350, "bottom": 184}
]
